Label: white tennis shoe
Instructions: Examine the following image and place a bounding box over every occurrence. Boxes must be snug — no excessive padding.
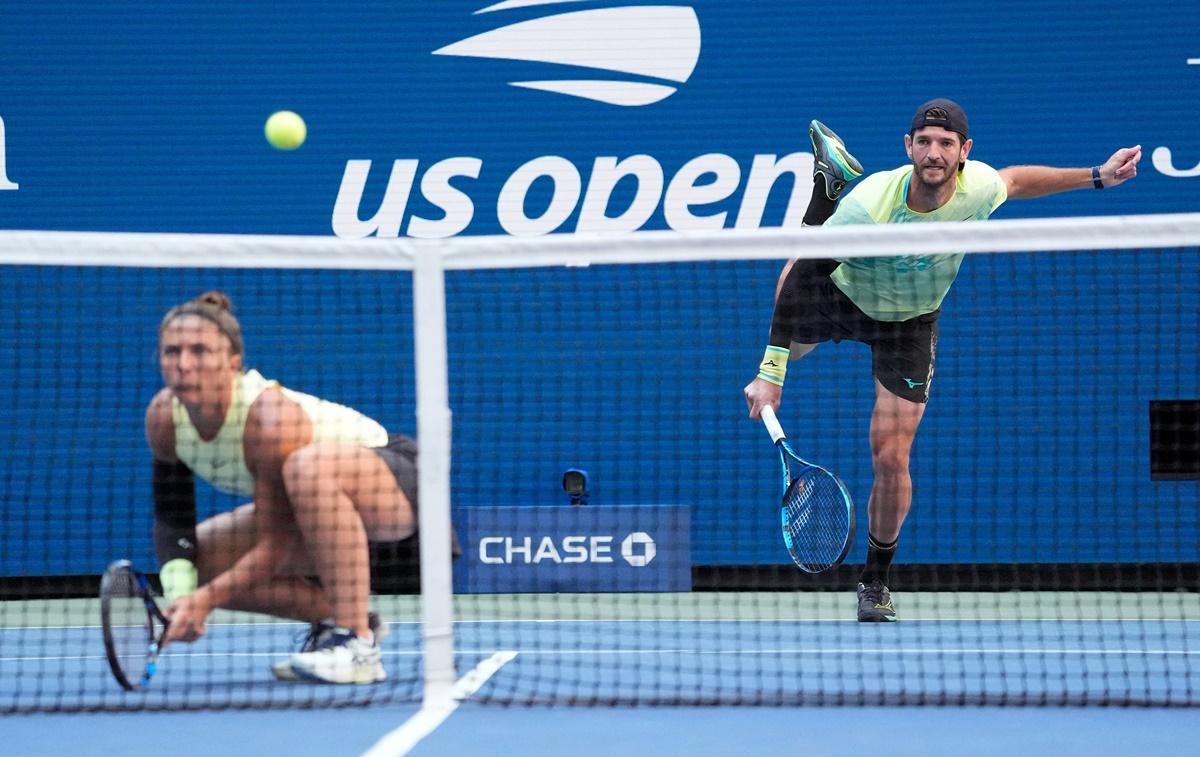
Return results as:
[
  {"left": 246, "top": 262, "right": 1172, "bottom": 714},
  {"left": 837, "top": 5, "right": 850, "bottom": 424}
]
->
[
  {"left": 272, "top": 613, "right": 388, "bottom": 683},
  {"left": 286, "top": 629, "right": 386, "bottom": 685}
]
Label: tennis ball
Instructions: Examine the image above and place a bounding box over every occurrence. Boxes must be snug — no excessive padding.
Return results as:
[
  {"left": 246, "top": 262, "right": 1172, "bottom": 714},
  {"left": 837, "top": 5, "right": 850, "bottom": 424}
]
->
[{"left": 264, "top": 110, "right": 306, "bottom": 150}]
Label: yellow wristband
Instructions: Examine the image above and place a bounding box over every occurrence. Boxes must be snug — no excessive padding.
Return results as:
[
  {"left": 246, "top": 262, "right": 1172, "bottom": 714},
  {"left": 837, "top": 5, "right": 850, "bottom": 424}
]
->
[
  {"left": 757, "top": 345, "right": 790, "bottom": 386},
  {"left": 160, "top": 558, "right": 198, "bottom": 603}
]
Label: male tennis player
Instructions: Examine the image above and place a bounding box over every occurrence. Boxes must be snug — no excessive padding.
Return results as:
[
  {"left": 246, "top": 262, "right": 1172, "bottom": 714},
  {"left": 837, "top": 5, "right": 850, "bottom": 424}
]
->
[
  {"left": 146, "top": 291, "right": 415, "bottom": 683},
  {"left": 744, "top": 99, "right": 1141, "bottom": 621}
]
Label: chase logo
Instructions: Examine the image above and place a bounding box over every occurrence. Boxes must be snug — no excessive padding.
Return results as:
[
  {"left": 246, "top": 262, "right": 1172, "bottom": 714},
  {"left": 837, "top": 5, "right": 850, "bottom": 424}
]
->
[
  {"left": 478, "top": 532, "right": 658, "bottom": 566},
  {"left": 620, "top": 531, "right": 656, "bottom": 567},
  {"left": 433, "top": 1, "right": 701, "bottom": 106}
]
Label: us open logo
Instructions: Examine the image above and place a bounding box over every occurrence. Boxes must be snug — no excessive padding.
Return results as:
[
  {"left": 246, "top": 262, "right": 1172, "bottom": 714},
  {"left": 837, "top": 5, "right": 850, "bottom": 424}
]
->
[{"left": 433, "top": 1, "right": 701, "bottom": 106}]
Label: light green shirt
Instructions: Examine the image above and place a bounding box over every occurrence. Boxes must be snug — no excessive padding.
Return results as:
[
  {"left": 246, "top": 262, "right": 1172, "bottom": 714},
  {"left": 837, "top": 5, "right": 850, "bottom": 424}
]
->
[
  {"left": 171, "top": 369, "right": 388, "bottom": 496},
  {"left": 825, "top": 159, "right": 1008, "bottom": 321}
]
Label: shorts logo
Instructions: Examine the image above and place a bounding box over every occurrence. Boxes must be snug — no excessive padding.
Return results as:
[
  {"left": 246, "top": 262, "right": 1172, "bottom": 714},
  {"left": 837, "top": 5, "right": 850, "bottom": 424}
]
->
[
  {"left": 902, "top": 377, "right": 925, "bottom": 389},
  {"left": 434, "top": 2, "right": 701, "bottom": 106}
]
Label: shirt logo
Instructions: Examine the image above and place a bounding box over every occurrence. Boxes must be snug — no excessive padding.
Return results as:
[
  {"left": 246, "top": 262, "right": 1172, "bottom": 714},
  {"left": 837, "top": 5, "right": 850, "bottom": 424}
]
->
[{"left": 434, "top": 2, "right": 701, "bottom": 106}]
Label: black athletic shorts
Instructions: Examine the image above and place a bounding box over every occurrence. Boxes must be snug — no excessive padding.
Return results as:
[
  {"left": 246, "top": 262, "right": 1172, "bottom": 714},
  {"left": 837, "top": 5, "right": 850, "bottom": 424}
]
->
[
  {"left": 372, "top": 434, "right": 419, "bottom": 509},
  {"left": 368, "top": 434, "right": 461, "bottom": 591},
  {"left": 787, "top": 259, "right": 939, "bottom": 404}
]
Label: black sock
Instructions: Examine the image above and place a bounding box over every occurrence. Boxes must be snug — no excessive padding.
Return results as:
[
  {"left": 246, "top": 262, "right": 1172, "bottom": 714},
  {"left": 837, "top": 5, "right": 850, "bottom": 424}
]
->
[
  {"left": 859, "top": 533, "right": 898, "bottom": 585},
  {"left": 802, "top": 175, "right": 838, "bottom": 226}
]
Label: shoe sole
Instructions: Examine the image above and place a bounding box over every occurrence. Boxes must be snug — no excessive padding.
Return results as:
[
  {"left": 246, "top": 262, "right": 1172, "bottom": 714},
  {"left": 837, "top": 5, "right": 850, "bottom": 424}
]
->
[
  {"left": 273, "top": 660, "right": 301, "bottom": 682},
  {"left": 810, "top": 121, "right": 863, "bottom": 178},
  {"left": 290, "top": 665, "right": 387, "bottom": 685},
  {"left": 810, "top": 120, "right": 863, "bottom": 200}
]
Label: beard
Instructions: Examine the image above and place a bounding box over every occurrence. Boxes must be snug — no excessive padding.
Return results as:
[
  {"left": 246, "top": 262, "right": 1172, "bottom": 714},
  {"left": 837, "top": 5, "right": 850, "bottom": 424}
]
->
[{"left": 912, "top": 161, "right": 958, "bottom": 192}]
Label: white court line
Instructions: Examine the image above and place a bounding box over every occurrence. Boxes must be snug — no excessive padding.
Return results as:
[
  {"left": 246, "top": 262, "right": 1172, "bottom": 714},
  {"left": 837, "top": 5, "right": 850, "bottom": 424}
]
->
[
  {"left": 453, "top": 617, "right": 1200, "bottom": 624},
  {"left": 1188, "top": 58, "right": 1200, "bottom": 64},
  {"left": 0, "top": 621, "right": 325, "bottom": 632},
  {"left": 0, "top": 649, "right": 428, "bottom": 663},
  {"left": 4, "top": 646, "right": 1197, "bottom": 665},
  {"left": 360, "top": 651, "right": 517, "bottom": 757},
  {"left": 454, "top": 647, "right": 1200, "bottom": 656},
  {"left": 3, "top": 617, "right": 1197, "bottom": 631}
]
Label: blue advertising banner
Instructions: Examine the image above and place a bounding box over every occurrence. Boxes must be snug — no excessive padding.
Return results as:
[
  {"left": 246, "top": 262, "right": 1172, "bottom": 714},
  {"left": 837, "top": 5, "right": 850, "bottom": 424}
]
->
[
  {"left": 452, "top": 506, "right": 691, "bottom": 593},
  {"left": 0, "top": 1, "right": 1196, "bottom": 236},
  {"left": 0, "top": 2, "right": 1195, "bottom": 576}
]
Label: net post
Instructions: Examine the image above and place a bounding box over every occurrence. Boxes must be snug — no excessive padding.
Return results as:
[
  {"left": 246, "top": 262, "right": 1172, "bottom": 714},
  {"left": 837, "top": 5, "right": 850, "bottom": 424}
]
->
[{"left": 412, "top": 245, "right": 456, "bottom": 705}]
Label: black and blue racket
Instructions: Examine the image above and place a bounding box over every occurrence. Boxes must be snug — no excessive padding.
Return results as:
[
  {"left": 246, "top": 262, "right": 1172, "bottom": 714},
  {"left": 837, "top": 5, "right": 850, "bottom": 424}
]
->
[
  {"left": 100, "top": 559, "right": 169, "bottom": 691},
  {"left": 760, "top": 405, "right": 855, "bottom": 573}
]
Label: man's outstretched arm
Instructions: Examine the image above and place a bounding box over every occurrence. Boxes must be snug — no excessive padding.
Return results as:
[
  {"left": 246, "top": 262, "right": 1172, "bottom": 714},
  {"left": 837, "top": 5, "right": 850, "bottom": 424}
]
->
[{"left": 1000, "top": 145, "right": 1141, "bottom": 199}]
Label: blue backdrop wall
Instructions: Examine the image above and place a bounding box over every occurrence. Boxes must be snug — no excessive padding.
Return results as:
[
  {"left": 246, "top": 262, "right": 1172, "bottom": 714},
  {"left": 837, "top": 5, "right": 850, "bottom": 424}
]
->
[{"left": 0, "top": 1, "right": 1196, "bottom": 575}]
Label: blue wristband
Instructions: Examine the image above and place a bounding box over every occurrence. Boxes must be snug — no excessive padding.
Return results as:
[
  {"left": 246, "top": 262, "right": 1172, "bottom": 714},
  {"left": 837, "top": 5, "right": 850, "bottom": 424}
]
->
[{"left": 1092, "top": 166, "right": 1104, "bottom": 190}]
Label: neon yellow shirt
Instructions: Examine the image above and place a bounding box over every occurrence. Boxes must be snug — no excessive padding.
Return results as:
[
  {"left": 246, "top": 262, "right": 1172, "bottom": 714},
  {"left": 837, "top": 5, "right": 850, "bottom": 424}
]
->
[
  {"left": 171, "top": 369, "right": 388, "bottom": 496},
  {"left": 825, "top": 159, "right": 1007, "bottom": 321}
]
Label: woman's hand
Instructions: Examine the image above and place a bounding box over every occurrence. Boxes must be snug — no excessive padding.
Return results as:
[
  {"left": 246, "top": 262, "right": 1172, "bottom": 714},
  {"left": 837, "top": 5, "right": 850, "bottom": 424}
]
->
[{"left": 161, "top": 591, "right": 212, "bottom": 647}]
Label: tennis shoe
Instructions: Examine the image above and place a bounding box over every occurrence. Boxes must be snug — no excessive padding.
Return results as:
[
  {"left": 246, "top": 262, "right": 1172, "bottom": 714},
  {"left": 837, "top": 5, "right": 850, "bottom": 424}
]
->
[
  {"left": 856, "top": 579, "right": 897, "bottom": 622},
  {"left": 287, "top": 629, "right": 386, "bottom": 685},
  {"left": 810, "top": 119, "right": 863, "bottom": 201},
  {"left": 272, "top": 611, "right": 387, "bottom": 682}
]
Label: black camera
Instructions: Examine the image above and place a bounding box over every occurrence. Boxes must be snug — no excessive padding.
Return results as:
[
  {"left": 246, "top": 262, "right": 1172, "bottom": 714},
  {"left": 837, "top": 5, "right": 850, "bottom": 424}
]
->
[{"left": 561, "top": 468, "right": 590, "bottom": 506}]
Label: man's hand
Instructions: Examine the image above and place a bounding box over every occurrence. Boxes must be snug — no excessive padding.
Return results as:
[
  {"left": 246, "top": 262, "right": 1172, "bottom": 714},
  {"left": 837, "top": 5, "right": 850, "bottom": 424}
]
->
[
  {"left": 744, "top": 377, "right": 782, "bottom": 421},
  {"left": 161, "top": 591, "right": 212, "bottom": 647},
  {"left": 1099, "top": 145, "right": 1142, "bottom": 188}
]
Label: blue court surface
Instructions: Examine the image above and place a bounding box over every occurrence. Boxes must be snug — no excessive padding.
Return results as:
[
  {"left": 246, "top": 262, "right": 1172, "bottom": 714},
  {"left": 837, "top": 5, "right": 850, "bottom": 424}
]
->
[
  {"left": 4, "top": 703, "right": 1198, "bottom": 756},
  {"left": 2, "top": 593, "right": 1197, "bottom": 755}
]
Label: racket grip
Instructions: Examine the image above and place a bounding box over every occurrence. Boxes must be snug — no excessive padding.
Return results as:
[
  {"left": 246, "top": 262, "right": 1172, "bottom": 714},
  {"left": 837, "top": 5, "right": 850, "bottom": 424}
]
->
[{"left": 760, "top": 405, "right": 786, "bottom": 443}]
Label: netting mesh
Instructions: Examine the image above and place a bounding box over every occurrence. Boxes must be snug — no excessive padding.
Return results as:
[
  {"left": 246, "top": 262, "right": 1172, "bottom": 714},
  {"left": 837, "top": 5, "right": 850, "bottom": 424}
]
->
[{"left": 0, "top": 219, "right": 1197, "bottom": 712}]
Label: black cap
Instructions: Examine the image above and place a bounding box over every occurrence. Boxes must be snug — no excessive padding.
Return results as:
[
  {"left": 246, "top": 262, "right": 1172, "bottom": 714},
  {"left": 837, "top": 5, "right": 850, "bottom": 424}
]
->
[{"left": 910, "top": 98, "right": 969, "bottom": 140}]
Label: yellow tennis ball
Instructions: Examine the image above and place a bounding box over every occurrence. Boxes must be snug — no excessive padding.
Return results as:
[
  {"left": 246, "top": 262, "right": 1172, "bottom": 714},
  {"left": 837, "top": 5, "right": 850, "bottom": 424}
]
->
[{"left": 264, "top": 110, "right": 306, "bottom": 150}]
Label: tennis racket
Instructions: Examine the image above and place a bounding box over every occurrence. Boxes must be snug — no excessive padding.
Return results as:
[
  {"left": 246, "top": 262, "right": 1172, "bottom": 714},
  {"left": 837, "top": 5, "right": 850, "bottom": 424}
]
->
[
  {"left": 100, "top": 559, "right": 169, "bottom": 691},
  {"left": 760, "top": 405, "right": 855, "bottom": 573}
]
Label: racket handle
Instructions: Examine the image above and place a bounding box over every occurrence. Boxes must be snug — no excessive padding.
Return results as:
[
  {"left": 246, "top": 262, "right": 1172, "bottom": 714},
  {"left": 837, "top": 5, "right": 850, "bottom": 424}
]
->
[{"left": 760, "top": 405, "right": 786, "bottom": 444}]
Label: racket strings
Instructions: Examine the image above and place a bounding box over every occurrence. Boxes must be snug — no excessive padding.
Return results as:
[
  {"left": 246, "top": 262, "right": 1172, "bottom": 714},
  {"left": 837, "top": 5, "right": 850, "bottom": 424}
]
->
[
  {"left": 103, "top": 570, "right": 155, "bottom": 688},
  {"left": 784, "top": 471, "right": 852, "bottom": 572}
]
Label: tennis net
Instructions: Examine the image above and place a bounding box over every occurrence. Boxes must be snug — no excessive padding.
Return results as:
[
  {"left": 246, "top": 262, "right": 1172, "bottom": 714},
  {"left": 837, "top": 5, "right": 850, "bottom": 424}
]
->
[{"left": 0, "top": 214, "right": 1197, "bottom": 712}]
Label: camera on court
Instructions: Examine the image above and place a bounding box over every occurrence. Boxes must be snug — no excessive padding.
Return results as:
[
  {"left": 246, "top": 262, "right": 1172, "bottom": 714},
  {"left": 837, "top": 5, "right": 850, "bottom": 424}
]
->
[{"left": 561, "top": 468, "right": 590, "bottom": 506}]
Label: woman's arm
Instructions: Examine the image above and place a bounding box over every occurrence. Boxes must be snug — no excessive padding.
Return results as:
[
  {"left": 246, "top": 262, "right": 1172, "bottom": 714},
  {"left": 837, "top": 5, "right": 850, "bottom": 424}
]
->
[{"left": 145, "top": 389, "right": 201, "bottom": 602}]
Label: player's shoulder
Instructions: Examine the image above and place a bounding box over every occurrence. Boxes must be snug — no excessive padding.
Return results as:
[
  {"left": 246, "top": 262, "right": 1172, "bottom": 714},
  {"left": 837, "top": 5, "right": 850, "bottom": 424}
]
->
[
  {"left": 833, "top": 166, "right": 911, "bottom": 224},
  {"left": 247, "top": 382, "right": 304, "bottom": 427},
  {"left": 244, "top": 378, "right": 313, "bottom": 451},
  {"left": 145, "top": 387, "right": 175, "bottom": 426},
  {"left": 958, "top": 160, "right": 1007, "bottom": 209},
  {"left": 960, "top": 159, "right": 1004, "bottom": 187},
  {"left": 860, "top": 165, "right": 912, "bottom": 191},
  {"left": 145, "top": 388, "right": 177, "bottom": 459}
]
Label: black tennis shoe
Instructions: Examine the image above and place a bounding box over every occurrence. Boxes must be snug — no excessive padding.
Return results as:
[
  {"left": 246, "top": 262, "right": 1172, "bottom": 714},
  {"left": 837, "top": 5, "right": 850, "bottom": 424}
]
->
[
  {"left": 810, "top": 119, "right": 864, "bottom": 201},
  {"left": 856, "top": 579, "right": 897, "bottom": 622}
]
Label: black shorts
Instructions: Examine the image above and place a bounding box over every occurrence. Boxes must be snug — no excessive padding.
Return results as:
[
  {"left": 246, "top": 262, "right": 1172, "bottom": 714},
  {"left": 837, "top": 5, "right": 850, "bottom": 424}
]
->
[
  {"left": 372, "top": 434, "right": 419, "bottom": 509},
  {"left": 368, "top": 434, "right": 461, "bottom": 591},
  {"left": 788, "top": 259, "right": 939, "bottom": 404}
]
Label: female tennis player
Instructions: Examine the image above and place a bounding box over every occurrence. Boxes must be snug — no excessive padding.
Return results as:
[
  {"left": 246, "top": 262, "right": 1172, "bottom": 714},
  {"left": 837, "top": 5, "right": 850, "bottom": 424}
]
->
[{"left": 145, "top": 291, "right": 416, "bottom": 684}]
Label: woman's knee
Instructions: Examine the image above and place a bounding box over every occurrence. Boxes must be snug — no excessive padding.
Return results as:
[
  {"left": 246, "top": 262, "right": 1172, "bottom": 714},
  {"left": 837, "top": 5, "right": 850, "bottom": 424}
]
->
[{"left": 281, "top": 444, "right": 330, "bottom": 502}]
